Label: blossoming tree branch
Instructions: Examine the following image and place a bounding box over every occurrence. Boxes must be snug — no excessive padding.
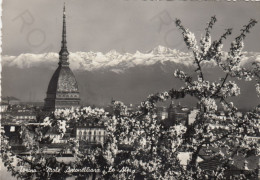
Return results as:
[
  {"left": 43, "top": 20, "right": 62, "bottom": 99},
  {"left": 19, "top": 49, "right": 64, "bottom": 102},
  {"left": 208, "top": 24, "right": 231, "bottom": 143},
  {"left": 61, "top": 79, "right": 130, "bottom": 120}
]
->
[{"left": 1, "top": 16, "right": 259, "bottom": 180}]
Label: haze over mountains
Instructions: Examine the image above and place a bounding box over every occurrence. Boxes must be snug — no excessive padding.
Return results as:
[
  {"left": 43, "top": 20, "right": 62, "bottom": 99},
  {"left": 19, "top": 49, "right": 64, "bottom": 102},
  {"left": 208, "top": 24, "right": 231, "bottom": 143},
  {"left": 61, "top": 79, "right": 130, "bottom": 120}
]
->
[{"left": 2, "top": 46, "right": 260, "bottom": 109}]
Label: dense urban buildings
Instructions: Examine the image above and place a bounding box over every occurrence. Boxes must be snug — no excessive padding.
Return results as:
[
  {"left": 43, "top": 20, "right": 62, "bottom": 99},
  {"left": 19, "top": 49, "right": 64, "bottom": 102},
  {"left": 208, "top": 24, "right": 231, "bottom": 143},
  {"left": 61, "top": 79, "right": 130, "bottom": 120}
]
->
[
  {"left": 1, "top": 96, "right": 20, "bottom": 105},
  {"left": 76, "top": 124, "right": 106, "bottom": 144}
]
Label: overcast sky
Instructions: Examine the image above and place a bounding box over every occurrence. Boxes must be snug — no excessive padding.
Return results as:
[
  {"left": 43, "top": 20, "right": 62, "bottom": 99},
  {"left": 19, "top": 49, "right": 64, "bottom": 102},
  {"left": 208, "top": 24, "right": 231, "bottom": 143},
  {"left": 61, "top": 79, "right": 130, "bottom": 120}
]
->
[{"left": 2, "top": 0, "right": 260, "bottom": 56}]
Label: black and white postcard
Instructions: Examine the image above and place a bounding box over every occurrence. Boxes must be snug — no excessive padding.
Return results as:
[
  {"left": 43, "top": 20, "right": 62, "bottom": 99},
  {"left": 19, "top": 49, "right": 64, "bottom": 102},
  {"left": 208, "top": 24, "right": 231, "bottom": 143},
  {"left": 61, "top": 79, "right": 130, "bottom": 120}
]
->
[{"left": 1, "top": 0, "right": 260, "bottom": 180}]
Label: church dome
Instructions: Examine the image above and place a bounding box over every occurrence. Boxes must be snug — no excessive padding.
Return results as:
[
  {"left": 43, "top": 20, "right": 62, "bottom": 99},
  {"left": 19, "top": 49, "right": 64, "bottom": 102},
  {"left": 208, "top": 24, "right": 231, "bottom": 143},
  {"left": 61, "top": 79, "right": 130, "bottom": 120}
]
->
[{"left": 47, "top": 66, "right": 79, "bottom": 94}]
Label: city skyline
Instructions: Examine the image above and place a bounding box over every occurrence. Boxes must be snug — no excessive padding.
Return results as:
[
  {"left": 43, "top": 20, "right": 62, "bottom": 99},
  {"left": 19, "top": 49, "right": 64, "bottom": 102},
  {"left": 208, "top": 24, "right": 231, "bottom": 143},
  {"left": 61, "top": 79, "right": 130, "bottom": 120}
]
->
[{"left": 2, "top": 1, "right": 260, "bottom": 109}]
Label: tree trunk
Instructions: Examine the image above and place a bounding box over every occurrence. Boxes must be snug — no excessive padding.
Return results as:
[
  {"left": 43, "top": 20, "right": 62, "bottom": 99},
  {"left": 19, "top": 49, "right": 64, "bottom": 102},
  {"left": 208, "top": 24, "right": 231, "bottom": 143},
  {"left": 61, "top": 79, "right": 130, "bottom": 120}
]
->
[
  {"left": 91, "top": 173, "right": 96, "bottom": 180},
  {"left": 187, "top": 145, "right": 202, "bottom": 172}
]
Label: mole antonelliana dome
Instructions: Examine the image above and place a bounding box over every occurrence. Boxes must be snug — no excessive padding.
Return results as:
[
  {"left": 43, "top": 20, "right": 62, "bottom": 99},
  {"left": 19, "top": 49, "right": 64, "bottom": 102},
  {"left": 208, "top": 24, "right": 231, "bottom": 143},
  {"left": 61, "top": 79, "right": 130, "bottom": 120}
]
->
[{"left": 44, "top": 4, "right": 80, "bottom": 111}]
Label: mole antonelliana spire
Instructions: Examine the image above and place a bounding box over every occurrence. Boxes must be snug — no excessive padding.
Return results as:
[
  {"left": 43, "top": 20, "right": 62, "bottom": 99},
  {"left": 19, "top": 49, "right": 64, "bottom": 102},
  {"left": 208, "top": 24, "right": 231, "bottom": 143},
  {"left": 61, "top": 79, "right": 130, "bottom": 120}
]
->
[
  {"left": 44, "top": 3, "right": 80, "bottom": 111},
  {"left": 59, "top": 3, "right": 69, "bottom": 66}
]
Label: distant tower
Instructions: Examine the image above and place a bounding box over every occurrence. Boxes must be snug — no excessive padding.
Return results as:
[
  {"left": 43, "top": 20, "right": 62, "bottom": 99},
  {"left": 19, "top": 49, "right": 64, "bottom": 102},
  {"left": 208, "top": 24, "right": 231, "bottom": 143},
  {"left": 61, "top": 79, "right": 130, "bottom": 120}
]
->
[
  {"left": 167, "top": 101, "right": 189, "bottom": 126},
  {"left": 44, "top": 4, "right": 80, "bottom": 111},
  {"left": 168, "top": 101, "right": 176, "bottom": 124}
]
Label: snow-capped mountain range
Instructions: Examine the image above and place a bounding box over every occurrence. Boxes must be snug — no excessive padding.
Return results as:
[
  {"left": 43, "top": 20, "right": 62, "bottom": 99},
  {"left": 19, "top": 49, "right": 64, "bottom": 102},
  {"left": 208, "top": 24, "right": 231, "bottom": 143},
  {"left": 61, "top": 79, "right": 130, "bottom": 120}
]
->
[
  {"left": 2, "top": 46, "right": 260, "bottom": 109},
  {"left": 3, "top": 46, "right": 260, "bottom": 72}
]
